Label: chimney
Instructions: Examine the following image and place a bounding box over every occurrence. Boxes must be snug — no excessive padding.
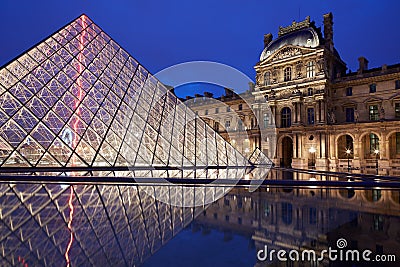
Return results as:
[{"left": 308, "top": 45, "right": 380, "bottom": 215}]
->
[
  {"left": 323, "top": 12, "right": 334, "bottom": 51},
  {"left": 357, "top": 57, "right": 369, "bottom": 74},
  {"left": 264, "top": 33, "right": 273, "bottom": 48},
  {"left": 194, "top": 94, "right": 203, "bottom": 98}
]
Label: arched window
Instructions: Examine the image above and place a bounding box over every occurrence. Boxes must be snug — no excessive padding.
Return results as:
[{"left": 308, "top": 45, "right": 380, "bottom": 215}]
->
[
  {"left": 370, "top": 133, "right": 379, "bottom": 152},
  {"left": 281, "top": 107, "right": 291, "bottom": 128},
  {"left": 264, "top": 72, "right": 271, "bottom": 86},
  {"left": 306, "top": 61, "right": 315, "bottom": 78},
  {"left": 284, "top": 67, "right": 292, "bottom": 82}
]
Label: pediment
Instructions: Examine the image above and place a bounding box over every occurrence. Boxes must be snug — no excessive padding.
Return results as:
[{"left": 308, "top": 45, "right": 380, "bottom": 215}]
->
[
  {"left": 363, "top": 96, "right": 383, "bottom": 103},
  {"left": 263, "top": 45, "right": 317, "bottom": 63}
]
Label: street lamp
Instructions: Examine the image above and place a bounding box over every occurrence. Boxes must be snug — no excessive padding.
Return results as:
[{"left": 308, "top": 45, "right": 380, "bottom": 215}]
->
[
  {"left": 345, "top": 149, "right": 351, "bottom": 172},
  {"left": 309, "top": 146, "right": 316, "bottom": 169},
  {"left": 374, "top": 149, "right": 379, "bottom": 174}
]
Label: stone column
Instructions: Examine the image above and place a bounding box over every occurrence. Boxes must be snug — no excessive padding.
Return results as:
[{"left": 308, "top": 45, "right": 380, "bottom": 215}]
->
[
  {"left": 321, "top": 133, "right": 326, "bottom": 158},
  {"left": 316, "top": 101, "right": 320, "bottom": 123},
  {"left": 297, "top": 102, "right": 302, "bottom": 124},
  {"left": 320, "top": 100, "right": 326, "bottom": 123}
]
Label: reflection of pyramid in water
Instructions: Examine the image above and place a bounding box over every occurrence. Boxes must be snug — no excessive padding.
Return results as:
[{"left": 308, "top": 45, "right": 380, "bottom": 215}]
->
[{"left": 0, "top": 14, "right": 254, "bottom": 179}]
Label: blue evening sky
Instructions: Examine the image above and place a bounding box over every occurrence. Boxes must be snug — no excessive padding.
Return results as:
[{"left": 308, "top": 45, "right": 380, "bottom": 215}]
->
[{"left": 0, "top": 0, "right": 399, "bottom": 98}]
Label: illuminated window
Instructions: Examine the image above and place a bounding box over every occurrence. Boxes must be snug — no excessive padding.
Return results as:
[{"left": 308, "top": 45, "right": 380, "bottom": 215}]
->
[
  {"left": 369, "top": 105, "right": 379, "bottom": 121},
  {"left": 370, "top": 133, "right": 379, "bottom": 152},
  {"left": 284, "top": 67, "right": 292, "bottom": 82},
  {"left": 395, "top": 103, "right": 400, "bottom": 118},
  {"left": 306, "top": 61, "right": 315, "bottom": 78}
]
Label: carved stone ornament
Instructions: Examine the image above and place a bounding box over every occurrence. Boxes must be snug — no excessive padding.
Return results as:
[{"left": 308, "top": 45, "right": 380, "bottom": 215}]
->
[{"left": 272, "top": 47, "right": 302, "bottom": 61}]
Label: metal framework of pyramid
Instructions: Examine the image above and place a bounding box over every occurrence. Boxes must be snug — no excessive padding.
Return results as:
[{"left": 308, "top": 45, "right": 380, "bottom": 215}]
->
[
  {"left": 0, "top": 14, "right": 252, "bottom": 175},
  {"left": 0, "top": 14, "right": 271, "bottom": 266}
]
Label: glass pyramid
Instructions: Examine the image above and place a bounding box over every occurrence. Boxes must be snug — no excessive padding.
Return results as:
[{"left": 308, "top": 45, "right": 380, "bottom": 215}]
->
[
  {"left": 0, "top": 14, "right": 271, "bottom": 266},
  {"left": 0, "top": 14, "right": 258, "bottom": 178}
]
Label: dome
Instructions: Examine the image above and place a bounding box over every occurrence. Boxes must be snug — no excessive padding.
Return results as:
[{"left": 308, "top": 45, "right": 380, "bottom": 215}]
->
[{"left": 260, "top": 27, "right": 320, "bottom": 61}]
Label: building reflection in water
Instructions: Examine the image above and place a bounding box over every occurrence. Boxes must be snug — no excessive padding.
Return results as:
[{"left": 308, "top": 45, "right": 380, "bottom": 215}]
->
[{"left": 194, "top": 171, "right": 400, "bottom": 267}]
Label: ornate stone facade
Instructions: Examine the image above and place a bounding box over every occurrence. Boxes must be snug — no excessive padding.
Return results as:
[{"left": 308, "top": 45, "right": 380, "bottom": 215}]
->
[
  {"left": 184, "top": 13, "right": 400, "bottom": 175},
  {"left": 185, "top": 87, "right": 260, "bottom": 158},
  {"left": 254, "top": 13, "right": 400, "bottom": 175}
]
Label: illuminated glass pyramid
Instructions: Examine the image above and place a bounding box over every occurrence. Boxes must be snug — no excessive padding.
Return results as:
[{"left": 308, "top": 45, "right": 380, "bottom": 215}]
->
[
  {"left": 0, "top": 14, "right": 253, "bottom": 177},
  {"left": 0, "top": 14, "right": 271, "bottom": 266}
]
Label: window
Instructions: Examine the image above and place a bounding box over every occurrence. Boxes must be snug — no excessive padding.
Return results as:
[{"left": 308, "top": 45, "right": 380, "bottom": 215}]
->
[
  {"left": 346, "top": 87, "right": 353, "bottom": 96},
  {"left": 215, "top": 108, "right": 219, "bottom": 114},
  {"left": 264, "top": 72, "right": 271, "bottom": 86},
  {"left": 309, "top": 208, "right": 317, "bottom": 225},
  {"left": 213, "top": 121, "right": 219, "bottom": 131},
  {"left": 395, "top": 103, "right": 400, "bottom": 118},
  {"left": 307, "top": 88, "right": 313, "bottom": 96},
  {"left": 396, "top": 132, "right": 400, "bottom": 154},
  {"left": 373, "top": 215, "right": 383, "bottom": 231},
  {"left": 195, "top": 111, "right": 198, "bottom": 116},
  {"left": 346, "top": 135, "right": 353, "bottom": 150},
  {"left": 395, "top": 80, "right": 400, "bottom": 89},
  {"left": 370, "top": 133, "right": 379, "bottom": 152},
  {"left": 369, "top": 105, "right": 379, "bottom": 121},
  {"left": 281, "top": 203, "right": 293, "bottom": 225},
  {"left": 226, "top": 106, "right": 231, "bottom": 112},
  {"left": 225, "top": 120, "right": 230, "bottom": 129},
  {"left": 284, "top": 67, "right": 292, "bottom": 82},
  {"left": 307, "top": 108, "right": 315, "bottom": 125},
  {"left": 346, "top": 107, "right": 354, "bottom": 122},
  {"left": 263, "top": 113, "right": 269, "bottom": 128},
  {"left": 238, "top": 104, "right": 242, "bottom": 110},
  {"left": 306, "top": 61, "right": 315, "bottom": 78},
  {"left": 238, "top": 120, "right": 243, "bottom": 131},
  {"left": 205, "top": 109, "right": 208, "bottom": 115},
  {"left": 281, "top": 107, "right": 291, "bottom": 128},
  {"left": 369, "top": 83, "right": 377, "bottom": 93}
]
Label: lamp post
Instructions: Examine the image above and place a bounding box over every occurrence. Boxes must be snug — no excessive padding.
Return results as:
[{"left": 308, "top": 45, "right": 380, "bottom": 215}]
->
[
  {"left": 345, "top": 149, "right": 351, "bottom": 172},
  {"left": 309, "top": 146, "right": 316, "bottom": 169},
  {"left": 374, "top": 149, "right": 379, "bottom": 175}
]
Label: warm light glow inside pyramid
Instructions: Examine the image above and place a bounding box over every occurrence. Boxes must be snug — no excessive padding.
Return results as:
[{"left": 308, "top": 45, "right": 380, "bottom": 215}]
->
[{"left": 0, "top": 14, "right": 251, "bottom": 175}]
